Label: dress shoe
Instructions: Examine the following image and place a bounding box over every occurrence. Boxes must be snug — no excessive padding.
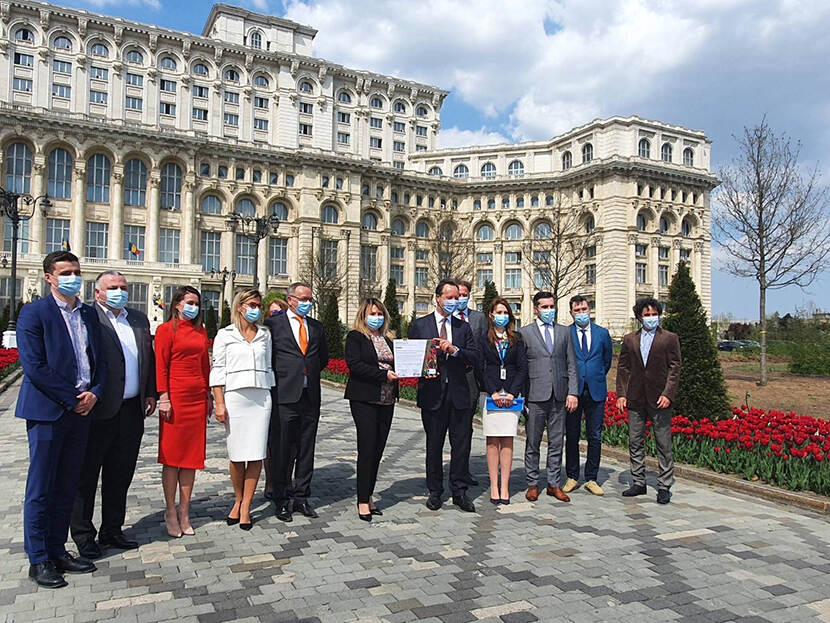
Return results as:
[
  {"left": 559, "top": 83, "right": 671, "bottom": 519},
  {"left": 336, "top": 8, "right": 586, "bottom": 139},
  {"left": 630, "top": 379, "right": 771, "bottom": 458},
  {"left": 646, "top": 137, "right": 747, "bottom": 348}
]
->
[
  {"left": 500, "top": 498, "right": 510, "bottom": 505},
  {"left": 227, "top": 516, "right": 240, "bottom": 526},
  {"left": 656, "top": 489, "right": 672, "bottom": 504},
  {"left": 240, "top": 521, "right": 253, "bottom": 531},
  {"left": 490, "top": 497, "right": 501, "bottom": 505},
  {"left": 546, "top": 486, "right": 571, "bottom": 502},
  {"left": 525, "top": 486, "right": 539, "bottom": 502},
  {"left": 76, "top": 540, "right": 102, "bottom": 560},
  {"left": 622, "top": 484, "right": 647, "bottom": 497},
  {"left": 584, "top": 481, "right": 605, "bottom": 496},
  {"left": 562, "top": 478, "right": 580, "bottom": 493},
  {"left": 426, "top": 493, "right": 442, "bottom": 510},
  {"left": 98, "top": 532, "right": 139, "bottom": 550},
  {"left": 28, "top": 561, "right": 67, "bottom": 588},
  {"left": 52, "top": 552, "right": 96, "bottom": 574},
  {"left": 275, "top": 501, "right": 293, "bottom": 522},
  {"left": 452, "top": 495, "right": 476, "bottom": 513},
  {"left": 295, "top": 501, "right": 318, "bottom": 518},
  {"left": 358, "top": 512, "right": 372, "bottom": 522},
  {"left": 369, "top": 508, "right": 383, "bottom": 516}
]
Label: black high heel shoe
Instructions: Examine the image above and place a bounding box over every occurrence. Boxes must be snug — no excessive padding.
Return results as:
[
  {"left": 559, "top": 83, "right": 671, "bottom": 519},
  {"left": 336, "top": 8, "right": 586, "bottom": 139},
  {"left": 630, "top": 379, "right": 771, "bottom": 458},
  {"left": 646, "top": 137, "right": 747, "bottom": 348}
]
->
[
  {"left": 369, "top": 508, "right": 383, "bottom": 516},
  {"left": 240, "top": 521, "right": 253, "bottom": 531},
  {"left": 227, "top": 516, "right": 240, "bottom": 526},
  {"left": 358, "top": 504, "right": 373, "bottom": 522}
]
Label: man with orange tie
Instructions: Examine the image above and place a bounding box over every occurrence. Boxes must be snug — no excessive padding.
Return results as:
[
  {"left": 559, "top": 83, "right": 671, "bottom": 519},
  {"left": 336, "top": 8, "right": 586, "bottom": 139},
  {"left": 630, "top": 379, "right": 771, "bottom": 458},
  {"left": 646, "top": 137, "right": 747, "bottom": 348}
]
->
[{"left": 265, "top": 282, "right": 329, "bottom": 522}]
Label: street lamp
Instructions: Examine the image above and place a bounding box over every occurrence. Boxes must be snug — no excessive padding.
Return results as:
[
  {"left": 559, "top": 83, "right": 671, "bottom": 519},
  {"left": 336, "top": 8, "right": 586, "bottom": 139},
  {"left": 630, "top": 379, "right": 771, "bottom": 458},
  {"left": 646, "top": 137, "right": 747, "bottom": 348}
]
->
[
  {"left": 0, "top": 186, "right": 51, "bottom": 347},
  {"left": 209, "top": 266, "right": 236, "bottom": 311},
  {"left": 225, "top": 211, "right": 279, "bottom": 292}
]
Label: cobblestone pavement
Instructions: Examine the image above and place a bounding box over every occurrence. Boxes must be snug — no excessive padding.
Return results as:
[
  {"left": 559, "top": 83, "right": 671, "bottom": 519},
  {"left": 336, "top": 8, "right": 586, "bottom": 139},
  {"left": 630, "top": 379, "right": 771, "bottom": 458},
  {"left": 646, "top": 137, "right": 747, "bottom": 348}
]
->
[{"left": 1, "top": 381, "right": 830, "bottom": 623}]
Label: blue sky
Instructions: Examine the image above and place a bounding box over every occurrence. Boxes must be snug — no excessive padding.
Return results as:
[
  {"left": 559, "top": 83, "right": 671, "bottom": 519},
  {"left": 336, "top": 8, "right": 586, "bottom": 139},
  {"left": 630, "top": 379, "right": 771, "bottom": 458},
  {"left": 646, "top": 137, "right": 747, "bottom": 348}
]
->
[{"left": 68, "top": 0, "right": 830, "bottom": 320}]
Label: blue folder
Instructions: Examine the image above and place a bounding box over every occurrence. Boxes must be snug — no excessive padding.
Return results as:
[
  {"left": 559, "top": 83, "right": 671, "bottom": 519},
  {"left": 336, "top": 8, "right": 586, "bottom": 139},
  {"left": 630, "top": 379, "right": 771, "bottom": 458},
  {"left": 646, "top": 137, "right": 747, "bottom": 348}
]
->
[{"left": 485, "top": 397, "right": 525, "bottom": 412}]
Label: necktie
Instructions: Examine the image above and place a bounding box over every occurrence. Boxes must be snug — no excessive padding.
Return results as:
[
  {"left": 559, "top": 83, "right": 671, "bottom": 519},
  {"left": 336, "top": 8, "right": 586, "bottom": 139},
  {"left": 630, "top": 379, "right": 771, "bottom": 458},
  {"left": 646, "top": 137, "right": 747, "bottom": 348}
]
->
[
  {"left": 296, "top": 316, "right": 308, "bottom": 354},
  {"left": 581, "top": 329, "right": 588, "bottom": 354},
  {"left": 440, "top": 318, "right": 447, "bottom": 340},
  {"left": 459, "top": 311, "right": 466, "bottom": 322},
  {"left": 544, "top": 323, "right": 554, "bottom": 355}
]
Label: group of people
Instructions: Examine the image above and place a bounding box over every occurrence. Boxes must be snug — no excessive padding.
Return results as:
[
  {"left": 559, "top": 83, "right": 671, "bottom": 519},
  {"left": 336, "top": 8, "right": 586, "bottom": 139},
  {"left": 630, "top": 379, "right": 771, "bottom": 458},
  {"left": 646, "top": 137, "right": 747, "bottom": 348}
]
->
[{"left": 16, "top": 251, "right": 682, "bottom": 590}]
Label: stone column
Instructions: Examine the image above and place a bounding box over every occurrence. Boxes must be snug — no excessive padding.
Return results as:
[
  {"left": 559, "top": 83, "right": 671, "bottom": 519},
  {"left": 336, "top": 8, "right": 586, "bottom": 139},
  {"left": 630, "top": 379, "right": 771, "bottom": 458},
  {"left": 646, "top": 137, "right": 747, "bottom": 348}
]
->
[
  {"left": 181, "top": 178, "right": 196, "bottom": 265},
  {"left": 29, "top": 160, "right": 45, "bottom": 255},
  {"left": 256, "top": 236, "right": 269, "bottom": 292},
  {"left": 146, "top": 172, "right": 160, "bottom": 262},
  {"left": 109, "top": 168, "right": 124, "bottom": 260},
  {"left": 71, "top": 161, "right": 86, "bottom": 255}
]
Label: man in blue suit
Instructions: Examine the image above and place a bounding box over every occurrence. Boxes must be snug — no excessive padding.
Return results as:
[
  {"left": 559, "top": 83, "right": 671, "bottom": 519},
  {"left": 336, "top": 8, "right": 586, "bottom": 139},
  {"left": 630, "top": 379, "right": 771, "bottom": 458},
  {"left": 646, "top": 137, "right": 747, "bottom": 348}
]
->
[
  {"left": 16, "top": 251, "right": 105, "bottom": 588},
  {"left": 563, "top": 296, "right": 613, "bottom": 496}
]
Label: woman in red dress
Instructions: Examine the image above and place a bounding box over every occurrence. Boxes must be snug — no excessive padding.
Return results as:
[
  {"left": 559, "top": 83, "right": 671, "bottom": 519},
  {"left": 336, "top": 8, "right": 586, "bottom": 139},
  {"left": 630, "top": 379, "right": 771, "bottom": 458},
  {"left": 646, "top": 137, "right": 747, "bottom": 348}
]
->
[{"left": 155, "top": 286, "right": 211, "bottom": 537}]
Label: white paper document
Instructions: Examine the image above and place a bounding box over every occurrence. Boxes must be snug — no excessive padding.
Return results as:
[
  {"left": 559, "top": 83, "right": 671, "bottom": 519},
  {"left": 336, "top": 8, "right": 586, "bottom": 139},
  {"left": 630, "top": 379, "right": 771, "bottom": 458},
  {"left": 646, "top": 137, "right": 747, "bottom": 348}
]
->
[{"left": 393, "top": 339, "right": 428, "bottom": 377}]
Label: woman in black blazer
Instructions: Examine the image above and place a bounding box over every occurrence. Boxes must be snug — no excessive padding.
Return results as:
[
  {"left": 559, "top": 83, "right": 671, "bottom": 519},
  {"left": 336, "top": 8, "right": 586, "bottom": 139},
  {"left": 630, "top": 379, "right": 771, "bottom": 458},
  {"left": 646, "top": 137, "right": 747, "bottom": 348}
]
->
[
  {"left": 344, "top": 298, "right": 399, "bottom": 522},
  {"left": 477, "top": 297, "right": 528, "bottom": 504}
]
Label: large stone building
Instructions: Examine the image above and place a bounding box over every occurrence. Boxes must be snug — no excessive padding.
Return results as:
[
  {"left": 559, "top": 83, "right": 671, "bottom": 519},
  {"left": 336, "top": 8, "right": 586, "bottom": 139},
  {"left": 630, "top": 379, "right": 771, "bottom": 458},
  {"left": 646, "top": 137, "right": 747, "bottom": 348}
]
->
[{"left": 0, "top": 0, "right": 716, "bottom": 335}]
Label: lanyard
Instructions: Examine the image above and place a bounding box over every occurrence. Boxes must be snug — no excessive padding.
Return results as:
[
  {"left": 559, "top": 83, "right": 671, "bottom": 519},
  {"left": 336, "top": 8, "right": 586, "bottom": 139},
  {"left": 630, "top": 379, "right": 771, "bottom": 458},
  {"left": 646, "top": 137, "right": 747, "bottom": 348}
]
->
[{"left": 496, "top": 339, "right": 508, "bottom": 365}]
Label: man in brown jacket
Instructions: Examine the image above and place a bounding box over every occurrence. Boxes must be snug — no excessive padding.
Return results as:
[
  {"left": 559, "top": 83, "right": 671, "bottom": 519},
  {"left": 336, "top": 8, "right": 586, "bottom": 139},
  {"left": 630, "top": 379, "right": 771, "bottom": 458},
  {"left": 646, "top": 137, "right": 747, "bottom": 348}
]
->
[{"left": 616, "top": 298, "right": 681, "bottom": 504}]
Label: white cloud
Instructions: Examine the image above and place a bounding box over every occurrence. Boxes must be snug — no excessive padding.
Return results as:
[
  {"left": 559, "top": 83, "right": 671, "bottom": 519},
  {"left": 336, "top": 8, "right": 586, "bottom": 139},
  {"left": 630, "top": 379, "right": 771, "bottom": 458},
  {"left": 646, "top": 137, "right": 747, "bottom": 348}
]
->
[{"left": 437, "top": 126, "right": 509, "bottom": 149}]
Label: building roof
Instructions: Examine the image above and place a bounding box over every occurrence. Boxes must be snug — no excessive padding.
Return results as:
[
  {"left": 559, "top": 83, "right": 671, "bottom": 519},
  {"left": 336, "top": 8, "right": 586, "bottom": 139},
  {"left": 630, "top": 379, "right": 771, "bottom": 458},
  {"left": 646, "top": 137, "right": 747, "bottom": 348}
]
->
[{"left": 201, "top": 3, "right": 318, "bottom": 38}]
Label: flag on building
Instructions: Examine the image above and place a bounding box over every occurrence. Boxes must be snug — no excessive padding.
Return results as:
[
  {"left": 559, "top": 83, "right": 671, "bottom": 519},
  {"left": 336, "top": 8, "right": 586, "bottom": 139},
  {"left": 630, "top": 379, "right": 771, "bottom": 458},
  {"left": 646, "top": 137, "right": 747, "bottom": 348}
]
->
[
  {"left": 129, "top": 241, "right": 140, "bottom": 257},
  {"left": 61, "top": 239, "right": 71, "bottom": 252}
]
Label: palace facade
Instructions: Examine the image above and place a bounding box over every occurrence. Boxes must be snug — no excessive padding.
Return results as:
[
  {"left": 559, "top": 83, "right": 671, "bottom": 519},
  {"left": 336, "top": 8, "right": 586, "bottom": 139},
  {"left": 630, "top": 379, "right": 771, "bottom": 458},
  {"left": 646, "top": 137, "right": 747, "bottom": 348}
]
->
[{"left": 0, "top": 0, "right": 716, "bottom": 335}]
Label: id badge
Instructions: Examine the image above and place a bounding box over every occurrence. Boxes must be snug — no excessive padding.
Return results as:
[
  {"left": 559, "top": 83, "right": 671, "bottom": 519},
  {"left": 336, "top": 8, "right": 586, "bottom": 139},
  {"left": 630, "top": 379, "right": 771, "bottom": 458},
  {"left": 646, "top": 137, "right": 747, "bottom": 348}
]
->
[{"left": 500, "top": 367, "right": 507, "bottom": 380}]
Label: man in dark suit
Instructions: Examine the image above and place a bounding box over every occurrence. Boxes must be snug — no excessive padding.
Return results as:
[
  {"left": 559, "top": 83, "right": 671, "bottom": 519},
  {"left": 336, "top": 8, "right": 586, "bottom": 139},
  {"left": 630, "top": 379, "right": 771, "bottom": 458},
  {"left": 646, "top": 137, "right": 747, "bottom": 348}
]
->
[
  {"left": 616, "top": 297, "right": 682, "bottom": 504},
  {"left": 70, "top": 271, "right": 156, "bottom": 559},
  {"left": 564, "top": 295, "right": 613, "bottom": 497},
  {"left": 16, "top": 251, "right": 105, "bottom": 588},
  {"left": 408, "top": 279, "right": 479, "bottom": 512},
  {"left": 265, "top": 281, "right": 329, "bottom": 522}
]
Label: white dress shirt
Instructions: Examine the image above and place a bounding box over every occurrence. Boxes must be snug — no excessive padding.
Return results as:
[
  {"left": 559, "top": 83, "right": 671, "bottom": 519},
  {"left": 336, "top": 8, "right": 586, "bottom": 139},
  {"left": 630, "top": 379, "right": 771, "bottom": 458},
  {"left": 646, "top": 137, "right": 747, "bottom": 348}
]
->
[
  {"left": 98, "top": 302, "right": 140, "bottom": 399},
  {"left": 433, "top": 309, "right": 453, "bottom": 344},
  {"left": 575, "top": 322, "right": 592, "bottom": 352},
  {"left": 54, "top": 293, "right": 90, "bottom": 391}
]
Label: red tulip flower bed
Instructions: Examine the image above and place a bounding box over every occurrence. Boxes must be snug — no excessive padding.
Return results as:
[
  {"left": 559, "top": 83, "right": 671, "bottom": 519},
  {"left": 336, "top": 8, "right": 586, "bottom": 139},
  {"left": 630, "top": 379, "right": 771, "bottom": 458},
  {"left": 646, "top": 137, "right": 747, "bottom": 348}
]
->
[
  {"left": 323, "top": 358, "right": 418, "bottom": 401},
  {"left": 602, "top": 391, "right": 830, "bottom": 496},
  {"left": 0, "top": 348, "right": 20, "bottom": 381}
]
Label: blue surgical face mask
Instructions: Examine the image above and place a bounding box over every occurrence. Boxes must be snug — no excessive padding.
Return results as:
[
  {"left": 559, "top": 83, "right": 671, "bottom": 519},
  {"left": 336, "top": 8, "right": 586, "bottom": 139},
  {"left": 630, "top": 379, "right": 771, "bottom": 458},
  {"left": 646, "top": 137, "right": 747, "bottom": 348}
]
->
[
  {"left": 642, "top": 316, "right": 659, "bottom": 331},
  {"left": 181, "top": 303, "right": 199, "bottom": 320},
  {"left": 539, "top": 309, "right": 556, "bottom": 325},
  {"left": 295, "top": 301, "right": 313, "bottom": 317},
  {"left": 442, "top": 299, "right": 458, "bottom": 315},
  {"left": 457, "top": 296, "right": 469, "bottom": 311},
  {"left": 574, "top": 312, "right": 590, "bottom": 327},
  {"left": 493, "top": 314, "right": 510, "bottom": 328},
  {"left": 244, "top": 306, "right": 261, "bottom": 323},
  {"left": 56, "top": 275, "right": 82, "bottom": 297},
  {"left": 366, "top": 315, "right": 385, "bottom": 331},
  {"left": 105, "top": 289, "right": 129, "bottom": 310}
]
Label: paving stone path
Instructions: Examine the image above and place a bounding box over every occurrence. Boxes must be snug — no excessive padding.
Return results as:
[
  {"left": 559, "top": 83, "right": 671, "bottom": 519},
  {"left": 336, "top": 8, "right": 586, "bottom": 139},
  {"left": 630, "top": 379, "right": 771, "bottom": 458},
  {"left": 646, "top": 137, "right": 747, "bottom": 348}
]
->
[{"left": 1, "top": 381, "right": 829, "bottom": 623}]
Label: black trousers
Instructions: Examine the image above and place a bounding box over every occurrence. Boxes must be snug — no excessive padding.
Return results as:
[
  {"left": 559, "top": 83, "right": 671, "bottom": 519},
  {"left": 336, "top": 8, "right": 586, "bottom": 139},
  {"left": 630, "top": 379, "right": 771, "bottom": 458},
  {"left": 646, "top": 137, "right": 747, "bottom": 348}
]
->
[
  {"left": 70, "top": 396, "right": 144, "bottom": 545},
  {"left": 421, "top": 388, "right": 472, "bottom": 497},
  {"left": 349, "top": 401, "right": 394, "bottom": 503},
  {"left": 271, "top": 390, "right": 320, "bottom": 503}
]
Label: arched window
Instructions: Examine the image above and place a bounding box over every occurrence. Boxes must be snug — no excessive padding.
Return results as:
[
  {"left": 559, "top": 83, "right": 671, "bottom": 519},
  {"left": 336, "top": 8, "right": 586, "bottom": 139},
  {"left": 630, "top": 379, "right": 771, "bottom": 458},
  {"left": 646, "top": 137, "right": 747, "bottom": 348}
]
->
[
  {"left": 480, "top": 162, "right": 496, "bottom": 178},
  {"left": 661, "top": 143, "right": 672, "bottom": 162},
  {"left": 659, "top": 216, "right": 669, "bottom": 233},
  {"left": 531, "top": 195, "right": 539, "bottom": 207},
  {"left": 224, "top": 68, "right": 240, "bottom": 83},
  {"left": 235, "top": 198, "right": 255, "bottom": 217},
  {"left": 683, "top": 147, "right": 694, "bottom": 167},
  {"left": 338, "top": 91, "right": 352, "bottom": 104},
  {"left": 585, "top": 215, "right": 595, "bottom": 234},
  {"left": 636, "top": 213, "right": 647, "bottom": 231},
  {"left": 582, "top": 143, "right": 593, "bottom": 163},
  {"left": 15, "top": 27, "right": 34, "bottom": 43},
  {"left": 299, "top": 80, "right": 313, "bottom": 93},
  {"left": 160, "top": 162, "right": 182, "bottom": 210},
  {"left": 200, "top": 195, "right": 222, "bottom": 214},
  {"left": 453, "top": 164, "right": 469, "bottom": 178},
  {"left": 52, "top": 35, "right": 72, "bottom": 51},
  {"left": 391, "top": 218, "right": 405, "bottom": 236},
  {"left": 321, "top": 204, "right": 339, "bottom": 224},
  {"left": 249, "top": 31, "right": 262, "bottom": 49},
  {"left": 476, "top": 223, "right": 495, "bottom": 241},
  {"left": 562, "top": 151, "right": 572, "bottom": 170},
  {"left": 394, "top": 101, "right": 406, "bottom": 113},
  {"left": 439, "top": 222, "right": 454, "bottom": 240},
  {"left": 415, "top": 220, "right": 430, "bottom": 238},
  {"left": 253, "top": 75, "right": 268, "bottom": 88},
  {"left": 545, "top": 195, "right": 554, "bottom": 206},
  {"left": 125, "top": 50, "right": 143, "bottom": 64},
  {"left": 159, "top": 56, "right": 177, "bottom": 70},
  {"left": 123, "top": 158, "right": 147, "bottom": 207},
  {"left": 48, "top": 148, "right": 73, "bottom": 199},
  {"left": 370, "top": 96, "right": 382, "bottom": 108},
  {"left": 681, "top": 218, "right": 692, "bottom": 237},
  {"left": 505, "top": 223, "right": 523, "bottom": 240},
  {"left": 193, "top": 63, "right": 209, "bottom": 76},
  {"left": 5, "top": 143, "right": 32, "bottom": 194},
  {"left": 534, "top": 222, "right": 552, "bottom": 239},
  {"left": 86, "top": 154, "right": 111, "bottom": 203},
  {"left": 90, "top": 42, "right": 109, "bottom": 58},
  {"left": 487, "top": 199, "right": 496, "bottom": 210},
  {"left": 638, "top": 138, "right": 650, "bottom": 158},
  {"left": 362, "top": 212, "right": 379, "bottom": 230},
  {"left": 428, "top": 166, "right": 443, "bottom": 176},
  {"left": 507, "top": 160, "right": 525, "bottom": 176},
  {"left": 416, "top": 105, "right": 428, "bottom": 117},
  {"left": 271, "top": 201, "right": 288, "bottom": 220}
]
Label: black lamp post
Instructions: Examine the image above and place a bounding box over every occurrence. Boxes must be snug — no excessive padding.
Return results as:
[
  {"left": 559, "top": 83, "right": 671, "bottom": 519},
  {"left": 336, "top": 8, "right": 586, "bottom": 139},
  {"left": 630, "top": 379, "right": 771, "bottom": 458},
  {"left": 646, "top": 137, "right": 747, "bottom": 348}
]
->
[
  {"left": 210, "top": 266, "right": 236, "bottom": 311},
  {"left": 0, "top": 186, "right": 51, "bottom": 346},
  {"left": 225, "top": 212, "right": 279, "bottom": 292}
]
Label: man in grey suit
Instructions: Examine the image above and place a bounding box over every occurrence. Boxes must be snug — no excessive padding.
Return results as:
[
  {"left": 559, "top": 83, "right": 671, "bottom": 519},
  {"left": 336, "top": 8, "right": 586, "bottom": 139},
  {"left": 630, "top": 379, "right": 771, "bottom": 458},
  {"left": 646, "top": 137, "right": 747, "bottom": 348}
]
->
[
  {"left": 70, "top": 271, "right": 156, "bottom": 559},
  {"left": 519, "top": 291, "right": 578, "bottom": 503}
]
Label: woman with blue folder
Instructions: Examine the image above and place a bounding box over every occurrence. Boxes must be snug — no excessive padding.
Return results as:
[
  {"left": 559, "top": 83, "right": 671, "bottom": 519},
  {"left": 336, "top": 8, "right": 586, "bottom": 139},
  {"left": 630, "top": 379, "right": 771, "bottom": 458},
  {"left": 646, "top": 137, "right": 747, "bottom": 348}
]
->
[{"left": 477, "top": 298, "right": 528, "bottom": 505}]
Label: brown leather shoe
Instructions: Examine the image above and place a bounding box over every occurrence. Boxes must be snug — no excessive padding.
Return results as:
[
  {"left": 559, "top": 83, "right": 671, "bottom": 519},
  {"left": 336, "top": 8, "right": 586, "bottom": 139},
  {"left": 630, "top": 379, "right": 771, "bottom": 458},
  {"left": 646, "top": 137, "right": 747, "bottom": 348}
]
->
[
  {"left": 546, "top": 486, "right": 571, "bottom": 502},
  {"left": 525, "top": 486, "right": 539, "bottom": 501}
]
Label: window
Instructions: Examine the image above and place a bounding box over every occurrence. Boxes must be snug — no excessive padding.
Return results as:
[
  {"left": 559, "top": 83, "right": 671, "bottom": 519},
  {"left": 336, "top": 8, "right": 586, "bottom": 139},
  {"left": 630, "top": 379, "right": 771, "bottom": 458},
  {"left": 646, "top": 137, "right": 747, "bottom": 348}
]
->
[
  {"left": 321, "top": 205, "right": 338, "bottom": 224},
  {"left": 159, "top": 56, "right": 177, "bottom": 71},
  {"left": 123, "top": 225, "right": 145, "bottom": 261},
  {"left": 338, "top": 91, "right": 352, "bottom": 103},
  {"left": 359, "top": 245, "right": 377, "bottom": 282},
  {"left": 187, "top": 85, "right": 205, "bottom": 99},
  {"left": 88, "top": 66, "right": 107, "bottom": 81},
  {"left": 473, "top": 199, "right": 481, "bottom": 210},
  {"left": 505, "top": 223, "right": 523, "bottom": 240},
  {"left": 268, "top": 238, "right": 288, "bottom": 275},
  {"left": 361, "top": 212, "right": 378, "bottom": 230},
  {"left": 13, "top": 78, "right": 33, "bottom": 92},
  {"left": 299, "top": 123, "right": 313, "bottom": 136},
  {"left": 299, "top": 80, "right": 313, "bottom": 93},
  {"left": 123, "top": 159, "right": 147, "bottom": 206},
  {"left": 477, "top": 269, "right": 493, "bottom": 288},
  {"left": 45, "top": 218, "right": 70, "bottom": 253},
  {"left": 250, "top": 31, "right": 262, "bottom": 49},
  {"left": 582, "top": 143, "right": 593, "bottom": 163},
  {"left": 126, "top": 73, "right": 143, "bottom": 87},
  {"left": 370, "top": 96, "right": 382, "bottom": 108},
  {"left": 504, "top": 268, "right": 522, "bottom": 290},
  {"left": 390, "top": 247, "right": 404, "bottom": 260},
  {"left": 416, "top": 105, "right": 428, "bottom": 117},
  {"left": 254, "top": 118, "right": 269, "bottom": 131},
  {"left": 53, "top": 35, "right": 72, "bottom": 51},
  {"left": 86, "top": 154, "right": 110, "bottom": 202},
  {"left": 416, "top": 145, "right": 427, "bottom": 152},
  {"left": 533, "top": 267, "right": 551, "bottom": 290},
  {"left": 225, "top": 69, "right": 240, "bottom": 83},
  {"left": 286, "top": 174, "right": 294, "bottom": 186},
  {"left": 391, "top": 218, "right": 405, "bottom": 236},
  {"left": 51, "top": 84, "right": 70, "bottom": 100},
  {"left": 661, "top": 143, "right": 672, "bottom": 162},
  {"left": 85, "top": 222, "right": 109, "bottom": 258},
  {"left": 159, "top": 228, "right": 181, "bottom": 264},
  {"left": 394, "top": 101, "right": 406, "bottom": 113},
  {"left": 480, "top": 162, "right": 496, "bottom": 178},
  {"left": 53, "top": 59, "right": 72, "bottom": 74},
  {"left": 160, "top": 163, "right": 182, "bottom": 210},
  {"left": 658, "top": 246, "right": 670, "bottom": 260},
  {"left": 393, "top": 121, "right": 405, "bottom": 133},
  {"left": 680, "top": 248, "right": 691, "bottom": 262},
  {"left": 636, "top": 213, "right": 647, "bottom": 231},
  {"left": 89, "top": 90, "right": 107, "bottom": 104},
  {"left": 253, "top": 96, "right": 268, "bottom": 109},
  {"left": 218, "top": 166, "right": 228, "bottom": 179},
  {"left": 416, "top": 125, "right": 428, "bottom": 137},
  {"left": 337, "top": 132, "right": 350, "bottom": 145},
  {"left": 502, "top": 198, "right": 510, "bottom": 209},
  {"left": 224, "top": 113, "right": 239, "bottom": 126},
  {"left": 635, "top": 244, "right": 648, "bottom": 257},
  {"left": 516, "top": 197, "right": 525, "bottom": 208},
  {"left": 192, "top": 107, "right": 208, "bottom": 121},
  {"left": 476, "top": 224, "right": 494, "bottom": 241},
  {"left": 201, "top": 195, "right": 221, "bottom": 214},
  {"left": 638, "top": 138, "right": 651, "bottom": 158},
  {"left": 160, "top": 79, "right": 176, "bottom": 93},
  {"left": 370, "top": 117, "right": 383, "bottom": 129},
  {"left": 14, "top": 52, "right": 33, "bottom": 67},
  {"left": 337, "top": 111, "right": 351, "bottom": 124},
  {"left": 160, "top": 102, "right": 176, "bottom": 116},
  {"left": 505, "top": 251, "right": 522, "bottom": 264},
  {"left": 14, "top": 27, "right": 33, "bottom": 43},
  {"left": 487, "top": 199, "right": 496, "bottom": 210},
  {"left": 683, "top": 147, "right": 694, "bottom": 167},
  {"left": 370, "top": 137, "right": 382, "bottom": 149},
  {"left": 585, "top": 215, "right": 595, "bottom": 233},
  {"left": 200, "top": 231, "right": 220, "bottom": 272},
  {"left": 681, "top": 219, "right": 692, "bottom": 237},
  {"left": 585, "top": 263, "right": 596, "bottom": 285},
  {"left": 659, "top": 216, "right": 669, "bottom": 233},
  {"left": 44, "top": 148, "right": 73, "bottom": 200},
  {"left": 415, "top": 221, "right": 429, "bottom": 238},
  {"left": 533, "top": 222, "right": 552, "bottom": 239},
  {"left": 90, "top": 43, "right": 108, "bottom": 57},
  {"left": 415, "top": 249, "right": 429, "bottom": 261},
  {"left": 384, "top": 264, "right": 402, "bottom": 287},
  {"left": 585, "top": 245, "right": 597, "bottom": 259},
  {"left": 395, "top": 142, "right": 407, "bottom": 153},
  {"left": 472, "top": 252, "right": 492, "bottom": 266},
  {"left": 299, "top": 101, "right": 313, "bottom": 114},
  {"left": 507, "top": 160, "right": 524, "bottom": 176},
  {"left": 321, "top": 239, "right": 338, "bottom": 279},
  {"left": 428, "top": 166, "right": 443, "bottom": 175},
  {"left": 659, "top": 264, "right": 669, "bottom": 287},
  {"left": 125, "top": 96, "right": 142, "bottom": 110},
  {"left": 562, "top": 151, "right": 572, "bottom": 170},
  {"left": 2, "top": 218, "right": 28, "bottom": 254},
  {"left": 636, "top": 263, "right": 647, "bottom": 284},
  {"left": 224, "top": 91, "right": 239, "bottom": 104},
  {"left": 193, "top": 63, "right": 208, "bottom": 76}
]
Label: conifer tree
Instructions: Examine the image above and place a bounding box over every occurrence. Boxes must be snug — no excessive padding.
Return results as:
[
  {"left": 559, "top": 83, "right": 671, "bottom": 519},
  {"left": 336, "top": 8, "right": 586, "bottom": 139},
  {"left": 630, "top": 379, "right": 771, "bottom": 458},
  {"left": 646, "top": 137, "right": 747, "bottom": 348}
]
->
[
  {"left": 320, "top": 293, "right": 343, "bottom": 357},
  {"left": 383, "top": 279, "right": 401, "bottom": 336},
  {"left": 481, "top": 281, "right": 499, "bottom": 313},
  {"left": 220, "top": 301, "right": 231, "bottom": 328},
  {"left": 205, "top": 306, "right": 219, "bottom": 339}
]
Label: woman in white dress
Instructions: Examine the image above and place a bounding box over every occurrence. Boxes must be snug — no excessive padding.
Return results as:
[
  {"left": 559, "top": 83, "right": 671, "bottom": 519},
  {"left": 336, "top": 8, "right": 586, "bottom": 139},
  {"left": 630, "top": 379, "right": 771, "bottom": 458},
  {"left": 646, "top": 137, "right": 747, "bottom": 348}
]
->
[{"left": 210, "top": 289, "right": 275, "bottom": 530}]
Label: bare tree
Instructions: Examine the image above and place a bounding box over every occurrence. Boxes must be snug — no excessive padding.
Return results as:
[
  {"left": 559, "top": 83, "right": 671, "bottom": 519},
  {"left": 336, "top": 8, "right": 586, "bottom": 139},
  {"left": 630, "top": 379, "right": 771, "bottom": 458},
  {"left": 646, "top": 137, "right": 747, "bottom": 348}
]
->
[
  {"left": 715, "top": 118, "right": 830, "bottom": 385},
  {"left": 297, "top": 233, "right": 348, "bottom": 312},
  {"left": 358, "top": 244, "right": 383, "bottom": 300},
  {"left": 427, "top": 218, "right": 475, "bottom": 284}
]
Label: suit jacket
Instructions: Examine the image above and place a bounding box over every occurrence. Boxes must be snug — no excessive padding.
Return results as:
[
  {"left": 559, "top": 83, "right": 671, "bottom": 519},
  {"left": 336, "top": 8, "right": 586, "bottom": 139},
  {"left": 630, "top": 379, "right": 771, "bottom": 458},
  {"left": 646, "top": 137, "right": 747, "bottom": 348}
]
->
[
  {"left": 343, "top": 330, "right": 398, "bottom": 402},
  {"left": 408, "top": 312, "right": 478, "bottom": 412},
  {"left": 457, "top": 308, "right": 488, "bottom": 401},
  {"left": 477, "top": 332, "right": 528, "bottom": 397},
  {"left": 458, "top": 308, "right": 488, "bottom": 341},
  {"left": 265, "top": 311, "right": 329, "bottom": 406},
  {"left": 616, "top": 327, "right": 682, "bottom": 409},
  {"left": 91, "top": 303, "right": 156, "bottom": 419},
  {"left": 15, "top": 295, "right": 106, "bottom": 422},
  {"left": 519, "top": 321, "right": 578, "bottom": 403},
  {"left": 570, "top": 322, "right": 613, "bottom": 402}
]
